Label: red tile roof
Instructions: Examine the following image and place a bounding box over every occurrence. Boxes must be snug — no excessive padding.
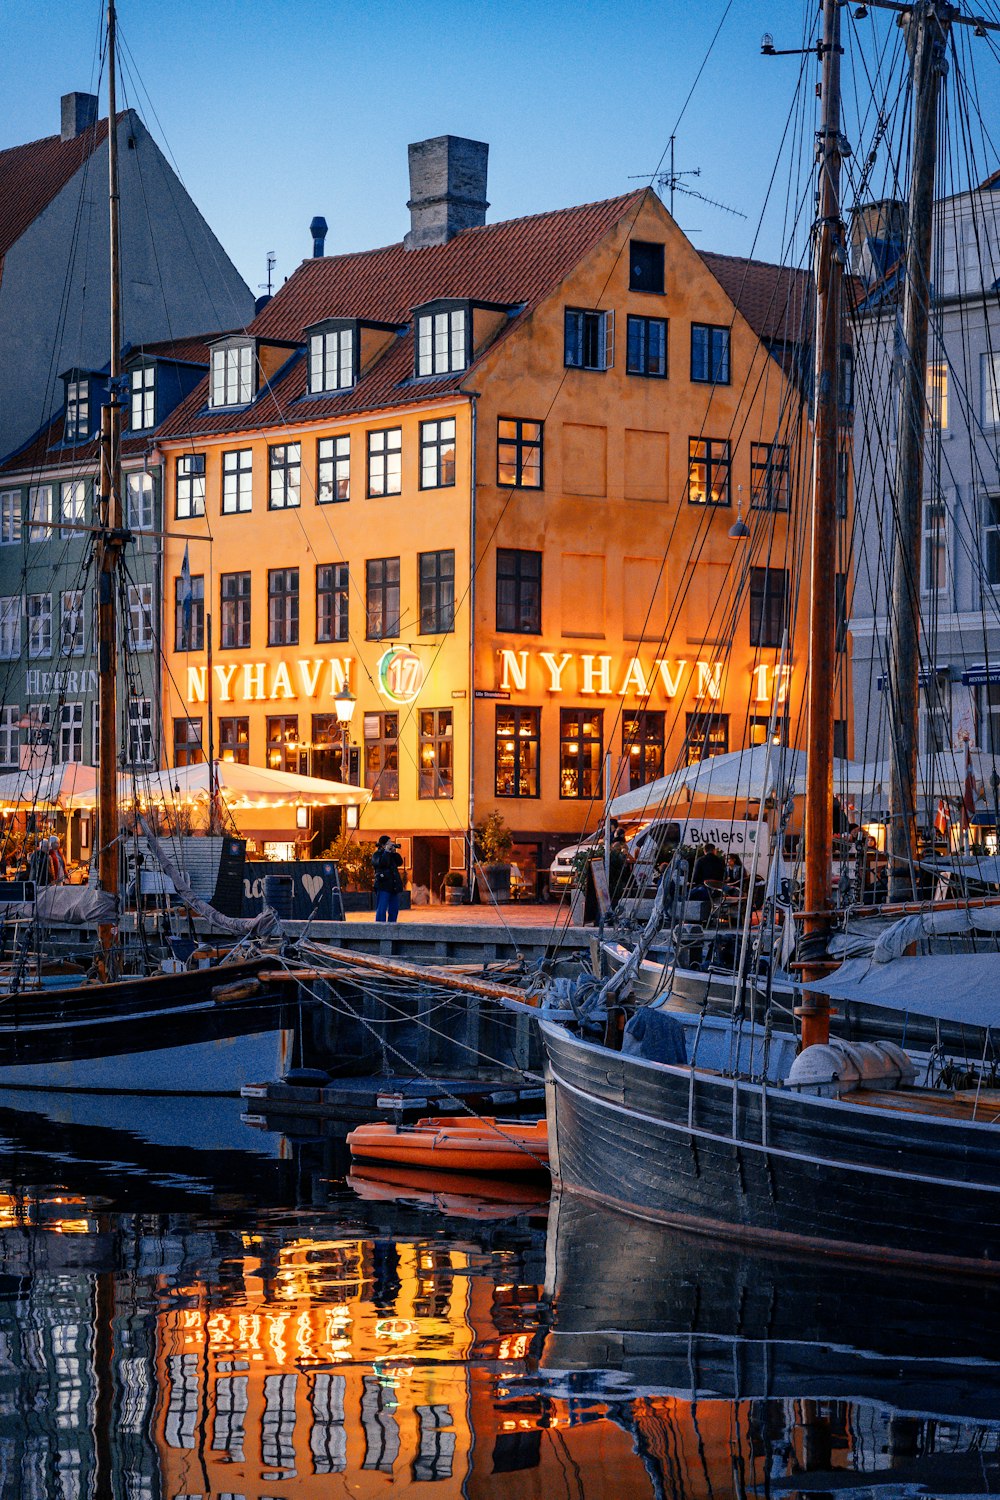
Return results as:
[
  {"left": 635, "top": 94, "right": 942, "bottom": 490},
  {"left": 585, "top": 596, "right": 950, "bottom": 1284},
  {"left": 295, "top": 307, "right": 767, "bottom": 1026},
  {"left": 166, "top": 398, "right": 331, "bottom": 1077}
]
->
[
  {"left": 0, "top": 116, "right": 121, "bottom": 267},
  {"left": 701, "top": 251, "right": 813, "bottom": 346}
]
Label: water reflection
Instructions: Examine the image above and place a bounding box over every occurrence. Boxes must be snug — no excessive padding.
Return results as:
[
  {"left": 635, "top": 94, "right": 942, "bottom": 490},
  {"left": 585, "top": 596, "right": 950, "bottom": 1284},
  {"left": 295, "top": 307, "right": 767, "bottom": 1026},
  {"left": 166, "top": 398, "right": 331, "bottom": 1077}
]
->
[{"left": 0, "top": 1091, "right": 997, "bottom": 1498}]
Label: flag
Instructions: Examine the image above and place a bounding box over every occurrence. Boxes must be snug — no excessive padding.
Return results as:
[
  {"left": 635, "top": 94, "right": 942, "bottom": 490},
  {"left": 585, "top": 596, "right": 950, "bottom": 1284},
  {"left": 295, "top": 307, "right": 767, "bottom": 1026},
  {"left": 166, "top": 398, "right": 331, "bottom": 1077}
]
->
[
  {"left": 960, "top": 741, "right": 976, "bottom": 833},
  {"left": 180, "top": 543, "right": 193, "bottom": 644},
  {"left": 934, "top": 799, "right": 950, "bottom": 838}
]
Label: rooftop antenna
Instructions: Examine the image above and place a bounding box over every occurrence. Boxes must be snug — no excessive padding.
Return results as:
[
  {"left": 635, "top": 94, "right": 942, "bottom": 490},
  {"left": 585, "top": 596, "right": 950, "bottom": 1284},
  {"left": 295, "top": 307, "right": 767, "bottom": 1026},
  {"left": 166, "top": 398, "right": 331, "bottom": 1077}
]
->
[
  {"left": 630, "top": 136, "right": 746, "bottom": 221},
  {"left": 260, "top": 250, "right": 276, "bottom": 297}
]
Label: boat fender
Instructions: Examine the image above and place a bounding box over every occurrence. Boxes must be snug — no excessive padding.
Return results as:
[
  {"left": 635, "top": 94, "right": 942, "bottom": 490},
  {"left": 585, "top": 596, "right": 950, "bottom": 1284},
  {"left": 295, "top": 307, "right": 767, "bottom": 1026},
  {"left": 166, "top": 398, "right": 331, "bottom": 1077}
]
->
[
  {"left": 785, "top": 1040, "right": 862, "bottom": 1096},
  {"left": 282, "top": 1067, "right": 331, "bottom": 1087},
  {"left": 622, "top": 1008, "right": 687, "bottom": 1066},
  {"left": 211, "top": 979, "right": 261, "bottom": 1004}
]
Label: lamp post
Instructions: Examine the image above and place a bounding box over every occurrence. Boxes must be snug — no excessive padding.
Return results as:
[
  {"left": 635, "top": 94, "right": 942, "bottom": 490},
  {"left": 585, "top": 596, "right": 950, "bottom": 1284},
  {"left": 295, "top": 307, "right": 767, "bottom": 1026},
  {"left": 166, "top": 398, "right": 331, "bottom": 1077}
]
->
[{"left": 334, "top": 689, "right": 357, "bottom": 786}]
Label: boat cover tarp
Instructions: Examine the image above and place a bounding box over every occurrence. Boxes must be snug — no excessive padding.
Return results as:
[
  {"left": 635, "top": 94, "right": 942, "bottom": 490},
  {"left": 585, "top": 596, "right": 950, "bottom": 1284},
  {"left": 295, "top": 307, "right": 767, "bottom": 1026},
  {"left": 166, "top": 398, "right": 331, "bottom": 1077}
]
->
[
  {"left": 0, "top": 886, "right": 117, "bottom": 925},
  {"left": 828, "top": 906, "right": 1000, "bottom": 962},
  {"left": 799, "top": 954, "right": 1000, "bottom": 1026}
]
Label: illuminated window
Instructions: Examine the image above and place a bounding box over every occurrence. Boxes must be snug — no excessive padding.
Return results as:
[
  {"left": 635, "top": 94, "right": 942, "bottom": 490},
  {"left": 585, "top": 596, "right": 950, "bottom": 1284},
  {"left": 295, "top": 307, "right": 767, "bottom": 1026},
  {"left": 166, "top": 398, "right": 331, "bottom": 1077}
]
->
[
  {"left": 267, "top": 715, "right": 302, "bottom": 773},
  {"left": 317, "top": 563, "right": 348, "bottom": 643},
  {"left": 130, "top": 364, "right": 155, "bottom": 428},
  {"left": 690, "top": 323, "right": 730, "bottom": 384},
  {"left": 367, "top": 428, "right": 402, "bottom": 497},
  {"left": 174, "top": 574, "right": 204, "bottom": 652},
  {"left": 750, "top": 714, "right": 789, "bottom": 746},
  {"left": 176, "top": 454, "right": 206, "bottom": 519},
  {"left": 269, "top": 443, "right": 301, "bottom": 509},
  {"left": 927, "top": 361, "right": 948, "bottom": 428},
  {"left": 364, "top": 711, "right": 399, "bottom": 800},
  {"left": 309, "top": 322, "right": 355, "bottom": 392},
  {"left": 750, "top": 442, "right": 789, "bottom": 511},
  {"left": 420, "top": 419, "right": 456, "bottom": 489},
  {"left": 318, "top": 435, "right": 350, "bottom": 503},
  {"left": 497, "top": 419, "right": 542, "bottom": 488},
  {"left": 221, "top": 571, "right": 251, "bottom": 649},
  {"left": 415, "top": 304, "right": 468, "bottom": 376},
  {"left": 559, "top": 709, "right": 602, "bottom": 799},
  {"left": 268, "top": 568, "right": 299, "bottom": 647},
  {"left": 173, "top": 717, "right": 203, "bottom": 766},
  {"left": 685, "top": 710, "right": 729, "bottom": 764},
  {"left": 419, "top": 709, "right": 453, "bottom": 798},
  {"left": 564, "top": 308, "right": 612, "bottom": 370},
  {"left": 210, "top": 343, "right": 254, "bottom": 407},
  {"left": 688, "top": 438, "right": 731, "bottom": 505},
  {"left": 61, "top": 589, "right": 85, "bottom": 656},
  {"left": 622, "top": 710, "right": 664, "bottom": 790},
  {"left": 496, "top": 549, "right": 541, "bottom": 633},
  {"left": 626, "top": 315, "right": 667, "bottom": 377},
  {"left": 366, "top": 557, "right": 400, "bottom": 639},
  {"left": 419, "top": 550, "right": 454, "bottom": 633},
  {"left": 221, "top": 449, "right": 252, "bottom": 514},
  {"left": 494, "top": 707, "right": 539, "bottom": 798},
  {"left": 220, "top": 716, "right": 249, "bottom": 764},
  {"left": 311, "top": 713, "right": 343, "bottom": 780}
]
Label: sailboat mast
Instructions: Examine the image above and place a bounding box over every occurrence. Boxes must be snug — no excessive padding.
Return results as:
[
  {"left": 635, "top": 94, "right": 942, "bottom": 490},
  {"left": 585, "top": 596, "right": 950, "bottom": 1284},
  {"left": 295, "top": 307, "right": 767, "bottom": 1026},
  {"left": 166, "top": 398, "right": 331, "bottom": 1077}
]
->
[
  {"left": 886, "top": 1, "right": 951, "bottom": 902},
  {"left": 801, "top": 0, "right": 845, "bottom": 1049},
  {"left": 96, "top": 0, "right": 124, "bottom": 957}
]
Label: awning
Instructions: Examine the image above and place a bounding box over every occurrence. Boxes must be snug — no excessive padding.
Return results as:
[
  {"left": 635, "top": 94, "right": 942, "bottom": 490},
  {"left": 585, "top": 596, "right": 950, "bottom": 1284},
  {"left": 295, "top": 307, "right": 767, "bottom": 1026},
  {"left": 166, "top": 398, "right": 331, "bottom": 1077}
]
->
[
  {"left": 63, "top": 760, "right": 370, "bottom": 811},
  {"left": 799, "top": 954, "right": 1000, "bottom": 1027},
  {"left": 962, "top": 665, "right": 1000, "bottom": 686},
  {"left": 610, "top": 746, "right": 872, "bottom": 820},
  {"left": 0, "top": 763, "right": 97, "bottom": 809}
]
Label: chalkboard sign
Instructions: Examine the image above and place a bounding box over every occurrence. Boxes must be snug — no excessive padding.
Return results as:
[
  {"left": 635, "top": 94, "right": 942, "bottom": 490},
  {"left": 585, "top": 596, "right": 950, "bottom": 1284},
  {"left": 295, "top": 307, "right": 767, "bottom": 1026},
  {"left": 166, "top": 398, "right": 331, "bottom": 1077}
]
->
[{"left": 242, "top": 860, "right": 345, "bottom": 920}]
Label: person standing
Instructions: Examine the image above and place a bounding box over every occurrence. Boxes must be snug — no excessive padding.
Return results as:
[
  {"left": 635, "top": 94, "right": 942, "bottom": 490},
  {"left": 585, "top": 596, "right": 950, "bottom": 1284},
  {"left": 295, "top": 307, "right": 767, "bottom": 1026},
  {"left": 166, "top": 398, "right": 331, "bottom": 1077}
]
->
[{"left": 373, "top": 834, "right": 404, "bottom": 923}]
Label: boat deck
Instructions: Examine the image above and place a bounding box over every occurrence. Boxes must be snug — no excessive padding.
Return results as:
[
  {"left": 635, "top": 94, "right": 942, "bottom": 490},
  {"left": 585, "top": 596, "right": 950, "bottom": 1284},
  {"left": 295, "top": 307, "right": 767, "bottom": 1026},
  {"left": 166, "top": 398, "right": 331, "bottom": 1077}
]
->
[{"left": 849, "top": 1086, "right": 1000, "bottom": 1122}]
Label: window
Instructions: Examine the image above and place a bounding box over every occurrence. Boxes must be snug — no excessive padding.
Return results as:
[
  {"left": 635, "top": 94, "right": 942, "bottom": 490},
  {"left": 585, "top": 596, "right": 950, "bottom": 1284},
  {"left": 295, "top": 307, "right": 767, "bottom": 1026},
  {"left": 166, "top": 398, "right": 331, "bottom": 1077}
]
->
[
  {"left": 420, "top": 418, "right": 456, "bottom": 489},
  {"left": 26, "top": 704, "right": 52, "bottom": 754},
  {"left": 419, "top": 550, "right": 455, "bottom": 633},
  {"left": 564, "top": 308, "right": 613, "bottom": 370},
  {"left": 0, "top": 706, "right": 18, "bottom": 767},
  {"left": 268, "top": 568, "right": 299, "bottom": 647},
  {"left": 364, "top": 711, "right": 399, "bottom": 799},
  {"left": 211, "top": 344, "right": 254, "bottom": 407},
  {"left": 688, "top": 437, "right": 731, "bottom": 505},
  {"left": 28, "top": 485, "right": 53, "bottom": 541},
  {"left": 130, "top": 365, "right": 155, "bottom": 429},
  {"left": 126, "top": 471, "right": 154, "bottom": 531},
  {"left": 173, "top": 717, "right": 203, "bottom": 767},
  {"left": 61, "top": 590, "right": 85, "bottom": 656},
  {"left": 835, "top": 572, "right": 849, "bottom": 654},
  {"left": 983, "top": 495, "right": 1000, "bottom": 586},
  {"left": 750, "top": 442, "right": 790, "bottom": 511},
  {"left": 65, "top": 378, "right": 91, "bottom": 441},
  {"left": 367, "top": 429, "right": 402, "bottom": 497},
  {"left": 927, "top": 361, "right": 948, "bottom": 429},
  {"left": 174, "top": 574, "right": 204, "bottom": 652},
  {"left": 266, "top": 715, "right": 302, "bottom": 773},
  {"left": 749, "top": 567, "right": 788, "bottom": 648},
  {"left": 58, "top": 703, "right": 84, "bottom": 764},
  {"left": 497, "top": 418, "right": 542, "bottom": 488},
  {"left": 128, "top": 583, "right": 154, "bottom": 652},
  {"left": 310, "top": 714, "right": 343, "bottom": 780},
  {"left": 27, "top": 594, "right": 51, "bottom": 657},
  {"left": 922, "top": 500, "right": 947, "bottom": 595},
  {"left": 127, "top": 699, "right": 153, "bottom": 766},
  {"left": 316, "top": 563, "right": 348, "bottom": 643},
  {"left": 836, "top": 450, "right": 849, "bottom": 519},
  {"left": 495, "top": 706, "right": 539, "bottom": 797},
  {"left": 622, "top": 710, "right": 665, "bottom": 790},
  {"left": 626, "top": 316, "right": 667, "bottom": 377},
  {"left": 415, "top": 306, "right": 467, "bottom": 376},
  {"left": 221, "top": 572, "right": 251, "bottom": 649},
  {"left": 220, "top": 716, "right": 249, "bottom": 764},
  {"left": 559, "top": 709, "right": 602, "bottom": 799},
  {"left": 691, "top": 323, "right": 730, "bottom": 384},
  {"left": 317, "top": 435, "right": 350, "bottom": 503},
  {"left": 0, "top": 597, "right": 20, "bottom": 660},
  {"left": 309, "top": 324, "right": 355, "bottom": 393},
  {"left": 750, "top": 714, "right": 789, "bottom": 747},
  {"left": 269, "top": 443, "right": 301, "bottom": 509},
  {"left": 0, "top": 491, "right": 21, "bottom": 546},
  {"left": 222, "top": 450, "right": 252, "bottom": 514},
  {"left": 366, "top": 557, "right": 400, "bottom": 639},
  {"left": 496, "top": 548, "right": 541, "bottom": 633},
  {"left": 176, "top": 454, "right": 206, "bottom": 519},
  {"left": 684, "top": 711, "right": 729, "bottom": 763},
  {"left": 60, "top": 479, "right": 87, "bottom": 537},
  {"left": 419, "top": 709, "right": 453, "bottom": 798},
  {"left": 983, "top": 351, "right": 1000, "bottom": 427},
  {"left": 629, "top": 240, "right": 665, "bottom": 294}
]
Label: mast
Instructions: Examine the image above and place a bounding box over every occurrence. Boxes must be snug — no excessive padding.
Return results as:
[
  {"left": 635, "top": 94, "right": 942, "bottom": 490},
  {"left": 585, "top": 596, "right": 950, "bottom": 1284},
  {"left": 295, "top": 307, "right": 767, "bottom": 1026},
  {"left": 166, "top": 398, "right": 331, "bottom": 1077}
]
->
[
  {"left": 800, "top": 0, "right": 845, "bottom": 1049},
  {"left": 96, "top": 0, "right": 125, "bottom": 965},
  {"left": 886, "top": 1, "right": 951, "bottom": 902}
]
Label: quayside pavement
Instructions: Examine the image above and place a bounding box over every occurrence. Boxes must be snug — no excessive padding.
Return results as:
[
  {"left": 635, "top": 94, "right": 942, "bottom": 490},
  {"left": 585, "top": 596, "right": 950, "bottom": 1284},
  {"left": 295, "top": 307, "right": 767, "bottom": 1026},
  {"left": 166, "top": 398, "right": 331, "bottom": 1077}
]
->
[{"left": 284, "top": 900, "right": 592, "bottom": 964}]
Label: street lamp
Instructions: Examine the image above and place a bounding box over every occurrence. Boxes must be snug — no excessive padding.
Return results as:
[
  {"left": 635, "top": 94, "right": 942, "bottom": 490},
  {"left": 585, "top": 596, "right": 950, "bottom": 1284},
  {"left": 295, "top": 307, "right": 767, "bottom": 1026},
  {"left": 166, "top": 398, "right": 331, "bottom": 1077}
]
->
[{"left": 334, "top": 689, "right": 357, "bottom": 785}]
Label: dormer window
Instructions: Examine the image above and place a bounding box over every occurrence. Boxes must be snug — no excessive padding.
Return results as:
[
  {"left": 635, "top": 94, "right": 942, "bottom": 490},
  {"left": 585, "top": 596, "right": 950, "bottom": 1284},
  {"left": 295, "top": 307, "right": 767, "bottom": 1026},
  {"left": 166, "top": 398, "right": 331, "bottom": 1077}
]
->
[
  {"left": 415, "top": 302, "right": 469, "bottom": 377},
  {"left": 210, "top": 343, "right": 255, "bottom": 408},
  {"left": 308, "top": 321, "right": 355, "bottom": 394},
  {"left": 130, "top": 365, "right": 155, "bottom": 429},
  {"left": 65, "top": 377, "right": 92, "bottom": 441}
]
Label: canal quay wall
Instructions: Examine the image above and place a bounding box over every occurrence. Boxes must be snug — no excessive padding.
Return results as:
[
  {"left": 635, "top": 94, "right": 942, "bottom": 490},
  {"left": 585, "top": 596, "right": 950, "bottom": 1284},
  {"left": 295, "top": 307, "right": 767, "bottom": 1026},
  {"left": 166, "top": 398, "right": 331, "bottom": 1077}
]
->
[{"left": 282, "top": 910, "right": 592, "bottom": 965}]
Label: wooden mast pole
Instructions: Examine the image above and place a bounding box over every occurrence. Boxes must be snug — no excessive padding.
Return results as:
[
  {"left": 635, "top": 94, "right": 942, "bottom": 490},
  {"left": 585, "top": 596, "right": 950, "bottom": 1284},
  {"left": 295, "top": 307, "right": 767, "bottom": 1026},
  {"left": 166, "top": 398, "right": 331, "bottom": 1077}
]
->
[
  {"left": 96, "top": 0, "right": 124, "bottom": 964},
  {"left": 886, "top": 0, "right": 951, "bottom": 902},
  {"left": 800, "top": 0, "right": 845, "bottom": 1049}
]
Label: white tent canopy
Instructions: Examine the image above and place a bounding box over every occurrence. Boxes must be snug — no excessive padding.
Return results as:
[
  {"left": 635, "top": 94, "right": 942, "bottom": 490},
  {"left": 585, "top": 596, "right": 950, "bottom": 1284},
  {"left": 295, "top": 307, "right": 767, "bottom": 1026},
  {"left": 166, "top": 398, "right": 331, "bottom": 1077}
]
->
[
  {"left": 0, "top": 762, "right": 97, "bottom": 809},
  {"left": 610, "top": 745, "right": 873, "bottom": 821},
  {"left": 64, "top": 759, "right": 370, "bottom": 811}
]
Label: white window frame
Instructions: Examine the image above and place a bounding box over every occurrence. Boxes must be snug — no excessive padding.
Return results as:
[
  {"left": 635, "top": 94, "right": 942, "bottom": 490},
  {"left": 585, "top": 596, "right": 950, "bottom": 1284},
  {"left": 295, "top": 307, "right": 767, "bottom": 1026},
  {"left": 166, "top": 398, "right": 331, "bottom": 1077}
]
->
[
  {"left": 127, "top": 699, "right": 154, "bottom": 767},
  {"left": 0, "top": 490, "right": 22, "bottom": 546},
  {"left": 0, "top": 706, "right": 18, "bottom": 768},
  {"left": 27, "top": 485, "right": 53, "bottom": 542},
  {"left": 176, "top": 454, "right": 206, "bottom": 519},
  {"left": 416, "top": 307, "right": 468, "bottom": 377},
  {"left": 128, "top": 583, "right": 154, "bottom": 652},
  {"left": 268, "top": 443, "right": 301, "bottom": 510},
  {"left": 922, "top": 497, "right": 949, "bottom": 597},
  {"left": 126, "top": 471, "right": 155, "bottom": 532},
  {"left": 982, "top": 351, "right": 1000, "bottom": 428},
  {"left": 60, "top": 479, "right": 87, "bottom": 538},
  {"left": 564, "top": 308, "right": 614, "bottom": 372},
  {"left": 309, "top": 326, "right": 355, "bottom": 393},
  {"left": 317, "top": 435, "right": 350, "bottom": 503},
  {"left": 65, "top": 378, "right": 90, "bottom": 441},
  {"left": 27, "top": 593, "right": 52, "bottom": 658},
  {"left": 222, "top": 450, "right": 253, "bottom": 514},
  {"left": 983, "top": 493, "right": 1000, "bottom": 588},
  {"left": 210, "top": 345, "right": 254, "bottom": 408},
  {"left": 0, "top": 597, "right": 19, "bottom": 660},
  {"left": 130, "top": 365, "right": 155, "bottom": 430},
  {"left": 60, "top": 590, "right": 85, "bottom": 657},
  {"left": 59, "top": 702, "right": 84, "bottom": 764}
]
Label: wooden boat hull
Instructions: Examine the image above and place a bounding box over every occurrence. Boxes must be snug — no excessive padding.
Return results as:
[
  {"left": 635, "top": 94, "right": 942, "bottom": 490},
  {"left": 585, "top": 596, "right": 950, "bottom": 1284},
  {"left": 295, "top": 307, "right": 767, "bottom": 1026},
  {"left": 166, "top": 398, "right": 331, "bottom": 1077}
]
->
[
  {"left": 540, "top": 1019, "right": 1000, "bottom": 1273},
  {"left": 347, "top": 1115, "right": 549, "bottom": 1174}
]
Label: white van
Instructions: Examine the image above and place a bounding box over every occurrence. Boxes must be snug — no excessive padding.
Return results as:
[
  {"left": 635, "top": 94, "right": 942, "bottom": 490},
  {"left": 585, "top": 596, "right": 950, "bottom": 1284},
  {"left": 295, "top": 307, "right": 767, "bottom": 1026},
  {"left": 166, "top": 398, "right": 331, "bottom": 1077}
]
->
[{"left": 630, "top": 817, "right": 772, "bottom": 882}]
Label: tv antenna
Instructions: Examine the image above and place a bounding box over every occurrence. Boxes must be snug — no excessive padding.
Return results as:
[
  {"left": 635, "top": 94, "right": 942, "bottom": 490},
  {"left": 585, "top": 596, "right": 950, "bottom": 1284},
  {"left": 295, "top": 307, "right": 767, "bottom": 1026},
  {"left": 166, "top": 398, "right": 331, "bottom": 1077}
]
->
[
  {"left": 631, "top": 136, "right": 746, "bottom": 221},
  {"left": 260, "top": 250, "right": 276, "bottom": 297}
]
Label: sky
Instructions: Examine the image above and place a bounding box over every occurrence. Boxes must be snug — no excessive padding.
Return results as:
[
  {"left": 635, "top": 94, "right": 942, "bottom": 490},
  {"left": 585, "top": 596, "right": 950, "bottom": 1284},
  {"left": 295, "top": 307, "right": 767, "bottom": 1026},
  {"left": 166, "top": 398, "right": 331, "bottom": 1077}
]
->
[{"left": 2, "top": 0, "right": 999, "bottom": 297}]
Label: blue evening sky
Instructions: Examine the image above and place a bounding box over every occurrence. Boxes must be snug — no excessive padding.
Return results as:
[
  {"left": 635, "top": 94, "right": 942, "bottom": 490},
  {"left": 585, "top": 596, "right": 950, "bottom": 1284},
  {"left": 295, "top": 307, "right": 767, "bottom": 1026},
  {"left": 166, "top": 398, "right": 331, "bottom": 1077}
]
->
[{"left": 1, "top": 1, "right": 996, "bottom": 296}]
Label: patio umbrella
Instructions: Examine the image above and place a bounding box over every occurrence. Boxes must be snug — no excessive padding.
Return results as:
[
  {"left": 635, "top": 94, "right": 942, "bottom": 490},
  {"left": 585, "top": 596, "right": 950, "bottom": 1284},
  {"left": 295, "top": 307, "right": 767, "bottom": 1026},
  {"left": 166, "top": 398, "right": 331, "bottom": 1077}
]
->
[
  {"left": 610, "top": 744, "right": 873, "bottom": 821},
  {"left": 0, "top": 762, "right": 98, "bottom": 809},
  {"left": 65, "top": 759, "right": 370, "bottom": 811}
]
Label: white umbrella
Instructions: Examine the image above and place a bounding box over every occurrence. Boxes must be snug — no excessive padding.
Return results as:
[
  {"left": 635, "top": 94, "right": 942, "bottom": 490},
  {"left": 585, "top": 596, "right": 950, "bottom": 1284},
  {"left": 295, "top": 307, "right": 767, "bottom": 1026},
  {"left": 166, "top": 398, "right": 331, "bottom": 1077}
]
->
[
  {"left": 0, "top": 762, "right": 98, "bottom": 809},
  {"left": 611, "top": 745, "right": 874, "bottom": 821},
  {"left": 64, "top": 759, "right": 370, "bottom": 811}
]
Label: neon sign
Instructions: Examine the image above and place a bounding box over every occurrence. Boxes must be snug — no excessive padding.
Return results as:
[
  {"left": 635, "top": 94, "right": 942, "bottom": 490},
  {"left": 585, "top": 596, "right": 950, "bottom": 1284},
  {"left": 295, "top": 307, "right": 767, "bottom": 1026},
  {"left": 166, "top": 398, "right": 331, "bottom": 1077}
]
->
[{"left": 377, "top": 647, "right": 425, "bottom": 705}]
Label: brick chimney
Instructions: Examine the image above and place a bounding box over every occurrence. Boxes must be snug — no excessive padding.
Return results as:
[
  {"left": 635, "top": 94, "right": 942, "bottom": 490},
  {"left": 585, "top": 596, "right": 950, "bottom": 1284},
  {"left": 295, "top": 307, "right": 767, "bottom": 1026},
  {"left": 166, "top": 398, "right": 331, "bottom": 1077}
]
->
[
  {"left": 61, "top": 92, "right": 99, "bottom": 142},
  {"left": 405, "top": 135, "right": 489, "bottom": 250}
]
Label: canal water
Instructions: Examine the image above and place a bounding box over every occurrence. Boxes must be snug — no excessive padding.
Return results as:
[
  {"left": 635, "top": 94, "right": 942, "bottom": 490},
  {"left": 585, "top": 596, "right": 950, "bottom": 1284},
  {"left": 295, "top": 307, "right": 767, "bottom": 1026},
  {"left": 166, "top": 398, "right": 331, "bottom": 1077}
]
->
[{"left": 0, "top": 1088, "right": 997, "bottom": 1499}]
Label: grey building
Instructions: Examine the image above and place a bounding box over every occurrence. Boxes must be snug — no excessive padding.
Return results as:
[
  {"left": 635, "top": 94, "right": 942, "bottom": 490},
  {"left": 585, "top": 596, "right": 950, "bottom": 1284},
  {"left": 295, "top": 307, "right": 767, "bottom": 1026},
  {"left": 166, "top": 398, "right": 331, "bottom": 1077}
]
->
[
  {"left": 850, "top": 181, "right": 1000, "bottom": 799},
  {"left": 0, "top": 91, "right": 253, "bottom": 463}
]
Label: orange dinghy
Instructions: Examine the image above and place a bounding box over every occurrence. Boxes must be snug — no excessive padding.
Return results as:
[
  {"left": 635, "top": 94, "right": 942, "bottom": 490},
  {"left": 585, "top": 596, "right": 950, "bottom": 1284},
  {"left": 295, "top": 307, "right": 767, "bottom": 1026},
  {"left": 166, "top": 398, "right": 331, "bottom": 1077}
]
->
[{"left": 346, "top": 1116, "right": 549, "bottom": 1175}]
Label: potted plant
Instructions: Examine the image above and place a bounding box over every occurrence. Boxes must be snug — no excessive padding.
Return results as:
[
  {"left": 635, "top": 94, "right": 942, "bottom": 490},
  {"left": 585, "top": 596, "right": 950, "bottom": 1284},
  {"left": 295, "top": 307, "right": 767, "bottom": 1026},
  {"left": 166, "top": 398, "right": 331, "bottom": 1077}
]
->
[
  {"left": 443, "top": 871, "right": 468, "bottom": 906},
  {"left": 324, "top": 833, "right": 376, "bottom": 910},
  {"left": 475, "top": 811, "right": 514, "bottom": 903}
]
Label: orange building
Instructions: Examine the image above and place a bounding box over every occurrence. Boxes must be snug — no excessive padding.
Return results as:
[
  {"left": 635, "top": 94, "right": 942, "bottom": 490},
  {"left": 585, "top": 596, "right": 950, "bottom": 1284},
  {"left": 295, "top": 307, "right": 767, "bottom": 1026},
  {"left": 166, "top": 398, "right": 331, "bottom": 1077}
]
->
[{"left": 157, "top": 135, "right": 832, "bottom": 895}]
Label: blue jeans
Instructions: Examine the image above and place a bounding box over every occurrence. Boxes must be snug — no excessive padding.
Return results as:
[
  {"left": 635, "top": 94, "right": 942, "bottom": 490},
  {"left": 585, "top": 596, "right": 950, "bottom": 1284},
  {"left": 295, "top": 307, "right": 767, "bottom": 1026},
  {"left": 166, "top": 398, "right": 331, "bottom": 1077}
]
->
[{"left": 375, "top": 890, "right": 400, "bottom": 923}]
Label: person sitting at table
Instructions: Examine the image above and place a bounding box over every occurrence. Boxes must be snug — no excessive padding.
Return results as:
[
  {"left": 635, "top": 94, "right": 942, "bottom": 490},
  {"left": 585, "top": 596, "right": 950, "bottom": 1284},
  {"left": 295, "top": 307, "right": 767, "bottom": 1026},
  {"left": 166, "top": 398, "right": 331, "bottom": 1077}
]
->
[{"left": 691, "top": 843, "right": 727, "bottom": 892}]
